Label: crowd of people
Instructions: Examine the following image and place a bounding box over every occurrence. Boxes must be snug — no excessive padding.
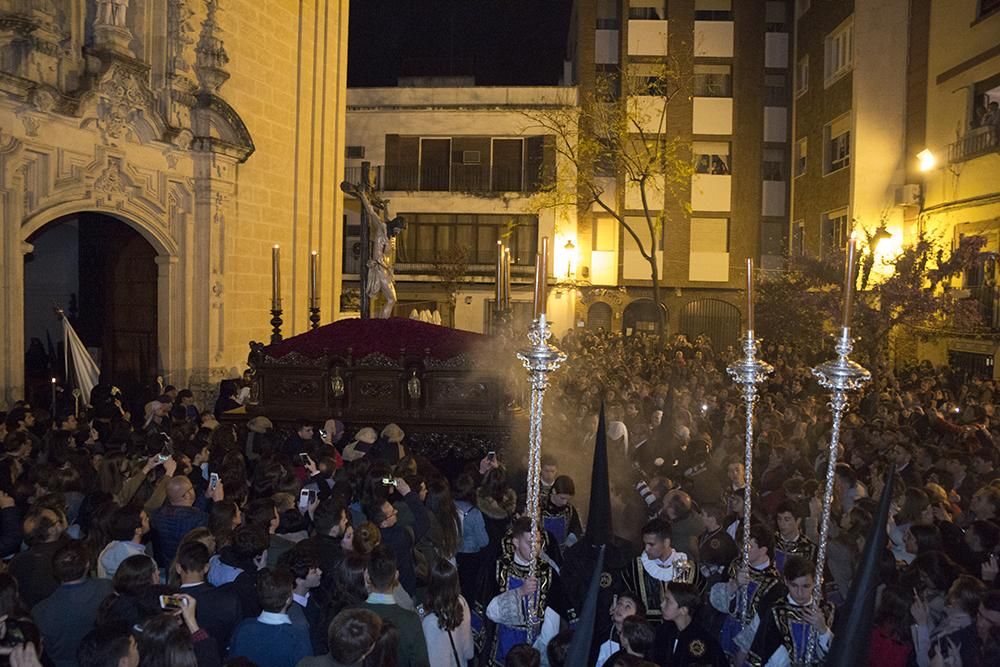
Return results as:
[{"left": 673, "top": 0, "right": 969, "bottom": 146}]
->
[{"left": 0, "top": 328, "right": 997, "bottom": 667}]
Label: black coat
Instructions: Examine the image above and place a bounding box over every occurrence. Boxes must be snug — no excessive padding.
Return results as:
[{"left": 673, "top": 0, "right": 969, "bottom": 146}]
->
[{"left": 182, "top": 582, "right": 243, "bottom": 655}]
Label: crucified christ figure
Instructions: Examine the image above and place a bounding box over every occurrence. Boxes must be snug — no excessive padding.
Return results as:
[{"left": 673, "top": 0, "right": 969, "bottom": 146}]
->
[{"left": 341, "top": 181, "right": 406, "bottom": 318}]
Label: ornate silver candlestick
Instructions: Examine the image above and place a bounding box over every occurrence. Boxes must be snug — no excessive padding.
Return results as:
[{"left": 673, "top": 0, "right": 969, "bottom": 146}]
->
[
  {"left": 516, "top": 313, "right": 566, "bottom": 640},
  {"left": 807, "top": 325, "right": 870, "bottom": 662},
  {"left": 726, "top": 330, "right": 772, "bottom": 625}
]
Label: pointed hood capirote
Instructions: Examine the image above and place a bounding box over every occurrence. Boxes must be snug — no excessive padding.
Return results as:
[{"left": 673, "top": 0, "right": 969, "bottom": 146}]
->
[
  {"left": 827, "top": 463, "right": 897, "bottom": 667},
  {"left": 585, "top": 403, "right": 612, "bottom": 547}
]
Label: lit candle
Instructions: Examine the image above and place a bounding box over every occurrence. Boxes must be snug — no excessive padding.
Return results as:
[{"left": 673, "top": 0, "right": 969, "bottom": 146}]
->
[
  {"left": 841, "top": 235, "right": 857, "bottom": 330},
  {"left": 272, "top": 245, "right": 281, "bottom": 310},
  {"left": 51, "top": 377, "right": 56, "bottom": 411},
  {"left": 309, "top": 251, "right": 319, "bottom": 308},
  {"left": 496, "top": 241, "right": 503, "bottom": 306},
  {"left": 746, "top": 257, "right": 755, "bottom": 333},
  {"left": 504, "top": 247, "right": 512, "bottom": 309},
  {"left": 533, "top": 237, "right": 549, "bottom": 320}
]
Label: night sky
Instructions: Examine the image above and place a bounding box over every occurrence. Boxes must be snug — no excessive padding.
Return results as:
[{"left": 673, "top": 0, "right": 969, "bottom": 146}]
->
[{"left": 348, "top": 0, "right": 574, "bottom": 87}]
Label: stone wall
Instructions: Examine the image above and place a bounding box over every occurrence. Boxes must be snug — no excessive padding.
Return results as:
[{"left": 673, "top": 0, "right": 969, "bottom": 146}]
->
[{"left": 0, "top": 0, "right": 348, "bottom": 408}]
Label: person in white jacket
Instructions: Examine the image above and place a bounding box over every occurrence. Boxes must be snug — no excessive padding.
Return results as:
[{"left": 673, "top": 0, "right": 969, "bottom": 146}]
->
[{"left": 419, "top": 558, "right": 474, "bottom": 667}]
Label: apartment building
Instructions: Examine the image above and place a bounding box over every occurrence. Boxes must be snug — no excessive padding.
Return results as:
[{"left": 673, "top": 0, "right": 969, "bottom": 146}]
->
[
  {"left": 342, "top": 85, "right": 579, "bottom": 335},
  {"left": 789, "top": 0, "right": 912, "bottom": 267},
  {"left": 564, "top": 0, "right": 795, "bottom": 347},
  {"left": 913, "top": 0, "right": 1000, "bottom": 377}
]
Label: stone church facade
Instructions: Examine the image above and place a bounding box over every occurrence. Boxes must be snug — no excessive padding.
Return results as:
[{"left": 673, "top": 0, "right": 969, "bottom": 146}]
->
[{"left": 0, "top": 0, "right": 348, "bottom": 407}]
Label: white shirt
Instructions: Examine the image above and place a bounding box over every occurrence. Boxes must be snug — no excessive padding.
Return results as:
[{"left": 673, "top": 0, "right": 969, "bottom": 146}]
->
[
  {"left": 641, "top": 550, "right": 690, "bottom": 582},
  {"left": 257, "top": 611, "right": 292, "bottom": 625}
]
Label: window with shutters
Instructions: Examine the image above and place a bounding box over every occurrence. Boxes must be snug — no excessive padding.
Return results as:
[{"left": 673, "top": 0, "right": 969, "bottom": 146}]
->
[
  {"left": 824, "top": 18, "right": 853, "bottom": 86},
  {"left": 383, "top": 134, "right": 553, "bottom": 193},
  {"left": 695, "top": 0, "right": 732, "bottom": 21},
  {"left": 794, "top": 138, "right": 807, "bottom": 177},
  {"left": 821, "top": 208, "right": 850, "bottom": 256},
  {"left": 693, "top": 64, "right": 732, "bottom": 97},
  {"left": 823, "top": 114, "right": 851, "bottom": 174}
]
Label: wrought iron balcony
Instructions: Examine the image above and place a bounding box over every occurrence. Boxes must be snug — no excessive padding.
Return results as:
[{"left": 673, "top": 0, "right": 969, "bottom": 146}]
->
[
  {"left": 382, "top": 165, "right": 540, "bottom": 194},
  {"left": 968, "top": 284, "right": 1000, "bottom": 330},
  {"left": 948, "top": 125, "right": 999, "bottom": 163}
]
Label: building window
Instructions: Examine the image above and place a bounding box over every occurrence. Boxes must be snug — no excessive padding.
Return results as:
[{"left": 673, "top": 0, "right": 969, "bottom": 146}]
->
[
  {"left": 693, "top": 142, "right": 731, "bottom": 174},
  {"left": 765, "top": 74, "right": 788, "bottom": 106},
  {"left": 795, "top": 56, "right": 809, "bottom": 96},
  {"left": 971, "top": 74, "right": 1000, "bottom": 129},
  {"left": 689, "top": 217, "right": 730, "bottom": 282},
  {"left": 763, "top": 148, "right": 786, "bottom": 181},
  {"left": 792, "top": 220, "right": 804, "bottom": 256},
  {"left": 384, "top": 134, "right": 552, "bottom": 193},
  {"left": 629, "top": 0, "right": 666, "bottom": 20},
  {"left": 628, "top": 62, "right": 670, "bottom": 95},
  {"left": 824, "top": 114, "right": 851, "bottom": 174},
  {"left": 794, "top": 138, "right": 807, "bottom": 177},
  {"left": 396, "top": 213, "right": 538, "bottom": 266},
  {"left": 693, "top": 64, "right": 732, "bottom": 97},
  {"left": 765, "top": 2, "right": 788, "bottom": 30},
  {"left": 980, "top": 0, "right": 1000, "bottom": 19},
  {"left": 821, "top": 208, "right": 850, "bottom": 256},
  {"left": 695, "top": 0, "right": 733, "bottom": 21},
  {"left": 593, "top": 216, "right": 617, "bottom": 251},
  {"left": 824, "top": 18, "right": 854, "bottom": 86}
]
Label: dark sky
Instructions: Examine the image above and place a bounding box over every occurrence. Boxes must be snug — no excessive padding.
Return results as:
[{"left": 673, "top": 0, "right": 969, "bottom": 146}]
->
[{"left": 348, "top": 0, "right": 574, "bottom": 87}]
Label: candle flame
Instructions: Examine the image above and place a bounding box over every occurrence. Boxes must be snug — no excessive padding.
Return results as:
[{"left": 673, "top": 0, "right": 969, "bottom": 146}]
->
[{"left": 273, "top": 244, "right": 280, "bottom": 249}]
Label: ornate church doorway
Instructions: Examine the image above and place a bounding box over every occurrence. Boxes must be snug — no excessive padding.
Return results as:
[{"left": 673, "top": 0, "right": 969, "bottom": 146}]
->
[{"left": 24, "top": 213, "right": 159, "bottom": 405}]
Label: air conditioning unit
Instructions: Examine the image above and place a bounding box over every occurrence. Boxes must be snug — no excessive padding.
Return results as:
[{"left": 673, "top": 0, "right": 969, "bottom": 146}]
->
[
  {"left": 894, "top": 183, "right": 921, "bottom": 207},
  {"left": 345, "top": 145, "right": 365, "bottom": 159}
]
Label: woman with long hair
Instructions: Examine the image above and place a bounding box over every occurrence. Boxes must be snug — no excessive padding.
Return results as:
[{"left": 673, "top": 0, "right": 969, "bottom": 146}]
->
[
  {"left": 891, "top": 488, "right": 933, "bottom": 564},
  {"left": 476, "top": 467, "right": 517, "bottom": 547},
  {"left": 452, "top": 473, "right": 488, "bottom": 602},
  {"left": 424, "top": 478, "right": 460, "bottom": 563},
  {"left": 419, "top": 558, "right": 474, "bottom": 666},
  {"left": 98, "top": 554, "right": 168, "bottom": 628},
  {"left": 866, "top": 586, "right": 912, "bottom": 667},
  {"left": 208, "top": 500, "right": 242, "bottom": 550},
  {"left": 137, "top": 603, "right": 217, "bottom": 667}
]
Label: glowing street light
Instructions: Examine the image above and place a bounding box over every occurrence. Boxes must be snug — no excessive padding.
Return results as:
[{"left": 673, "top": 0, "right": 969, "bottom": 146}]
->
[{"left": 917, "top": 149, "right": 936, "bottom": 172}]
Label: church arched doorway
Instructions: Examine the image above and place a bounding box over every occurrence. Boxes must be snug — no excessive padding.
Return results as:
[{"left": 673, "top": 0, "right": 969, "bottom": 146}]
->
[{"left": 24, "top": 212, "right": 159, "bottom": 407}]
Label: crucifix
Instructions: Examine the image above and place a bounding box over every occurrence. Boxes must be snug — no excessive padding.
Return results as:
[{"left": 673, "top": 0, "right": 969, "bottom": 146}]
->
[{"left": 340, "top": 162, "right": 405, "bottom": 319}]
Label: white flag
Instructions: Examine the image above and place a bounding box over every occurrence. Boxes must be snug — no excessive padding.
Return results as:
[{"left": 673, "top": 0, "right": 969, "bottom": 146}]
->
[{"left": 62, "top": 317, "right": 100, "bottom": 406}]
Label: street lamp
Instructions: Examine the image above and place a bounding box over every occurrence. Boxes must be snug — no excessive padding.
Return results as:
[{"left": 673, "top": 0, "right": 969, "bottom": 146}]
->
[{"left": 917, "top": 149, "right": 936, "bottom": 172}]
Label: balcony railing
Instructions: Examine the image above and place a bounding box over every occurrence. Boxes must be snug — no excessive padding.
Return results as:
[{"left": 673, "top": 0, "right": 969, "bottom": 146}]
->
[
  {"left": 969, "top": 284, "right": 1000, "bottom": 330},
  {"left": 343, "top": 165, "right": 382, "bottom": 188},
  {"left": 382, "top": 165, "right": 542, "bottom": 194},
  {"left": 949, "top": 125, "right": 999, "bottom": 163}
]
